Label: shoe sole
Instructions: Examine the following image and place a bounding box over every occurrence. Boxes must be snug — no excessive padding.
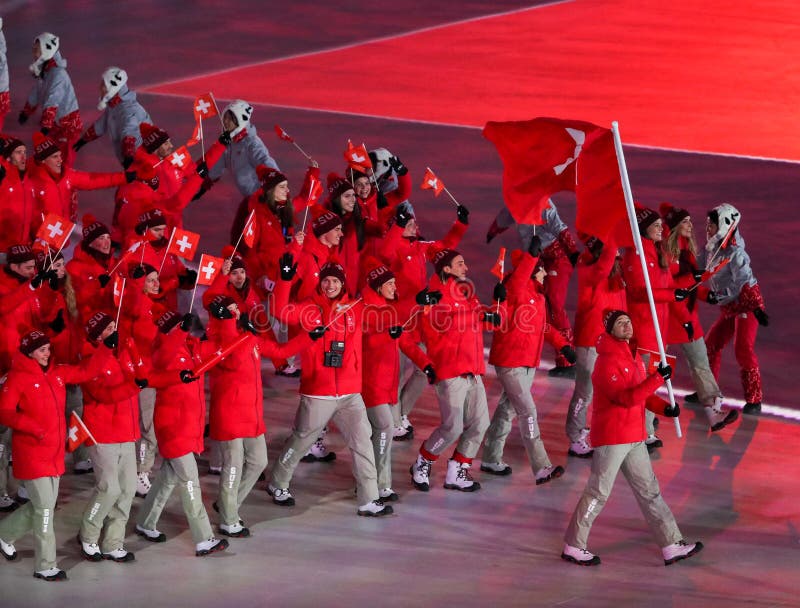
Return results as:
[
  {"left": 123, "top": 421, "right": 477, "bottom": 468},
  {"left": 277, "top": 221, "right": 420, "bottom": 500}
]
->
[
  {"left": 73, "top": 469, "right": 94, "bottom": 475},
  {"left": 409, "top": 466, "right": 430, "bottom": 492},
  {"left": 480, "top": 465, "right": 512, "bottom": 476},
  {"left": 266, "top": 487, "right": 296, "bottom": 507},
  {"left": 379, "top": 493, "right": 399, "bottom": 502},
  {"left": 219, "top": 528, "right": 251, "bottom": 538},
  {"left": 102, "top": 553, "right": 135, "bottom": 563},
  {"left": 196, "top": 539, "right": 229, "bottom": 557},
  {"left": 135, "top": 529, "right": 166, "bottom": 543},
  {"left": 443, "top": 482, "right": 481, "bottom": 492},
  {"left": 568, "top": 449, "right": 594, "bottom": 459},
  {"left": 664, "top": 541, "right": 704, "bottom": 565},
  {"left": 135, "top": 492, "right": 148, "bottom": 498},
  {"left": 561, "top": 553, "right": 601, "bottom": 566},
  {"left": 77, "top": 536, "right": 103, "bottom": 562},
  {"left": 357, "top": 506, "right": 394, "bottom": 517},
  {"left": 0, "top": 503, "right": 19, "bottom": 513},
  {"left": 299, "top": 453, "right": 337, "bottom": 463},
  {"left": 33, "top": 571, "right": 68, "bottom": 581},
  {"left": 742, "top": 405, "right": 761, "bottom": 416},
  {"left": 710, "top": 410, "right": 739, "bottom": 432},
  {"left": 535, "top": 466, "right": 565, "bottom": 486},
  {"left": 1, "top": 548, "right": 17, "bottom": 561},
  {"left": 393, "top": 432, "right": 413, "bottom": 442}
]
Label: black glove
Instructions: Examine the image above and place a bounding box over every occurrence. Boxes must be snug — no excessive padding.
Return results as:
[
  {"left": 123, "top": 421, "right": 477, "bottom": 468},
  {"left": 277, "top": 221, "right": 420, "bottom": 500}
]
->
[
  {"left": 388, "top": 326, "right": 403, "bottom": 339},
  {"left": 180, "top": 369, "right": 198, "bottom": 383},
  {"left": 103, "top": 331, "right": 119, "bottom": 349},
  {"left": 31, "top": 269, "right": 55, "bottom": 289},
  {"left": 568, "top": 251, "right": 580, "bottom": 267},
  {"left": 395, "top": 206, "right": 412, "bottom": 228},
  {"left": 456, "top": 204, "right": 469, "bottom": 225},
  {"left": 125, "top": 170, "right": 137, "bottom": 183},
  {"left": 492, "top": 283, "right": 507, "bottom": 303},
  {"left": 48, "top": 273, "right": 59, "bottom": 290},
  {"left": 674, "top": 288, "right": 689, "bottom": 302},
  {"left": 121, "top": 156, "right": 134, "bottom": 170},
  {"left": 98, "top": 273, "right": 111, "bottom": 288},
  {"left": 72, "top": 138, "right": 88, "bottom": 152},
  {"left": 682, "top": 322, "right": 694, "bottom": 341},
  {"left": 131, "top": 265, "right": 146, "bottom": 279},
  {"left": 483, "top": 311, "right": 501, "bottom": 326},
  {"left": 415, "top": 287, "right": 442, "bottom": 306},
  {"left": 39, "top": 127, "right": 50, "bottom": 136},
  {"left": 528, "top": 235, "right": 542, "bottom": 258},
  {"left": 423, "top": 364, "right": 437, "bottom": 384},
  {"left": 754, "top": 308, "right": 769, "bottom": 327},
  {"left": 663, "top": 402, "right": 681, "bottom": 418},
  {"left": 706, "top": 291, "right": 719, "bottom": 305},
  {"left": 180, "top": 313, "right": 195, "bottom": 332},
  {"left": 219, "top": 131, "right": 232, "bottom": 146},
  {"left": 376, "top": 190, "right": 389, "bottom": 210},
  {"left": 388, "top": 155, "right": 408, "bottom": 176},
  {"left": 179, "top": 269, "right": 198, "bottom": 288},
  {"left": 18, "top": 111, "right": 29, "bottom": 125},
  {"left": 195, "top": 160, "right": 209, "bottom": 179},
  {"left": 279, "top": 252, "right": 298, "bottom": 281},
  {"left": 656, "top": 363, "right": 672, "bottom": 381},
  {"left": 134, "top": 378, "right": 148, "bottom": 389},
  {"left": 309, "top": 326, "right": 327, "bottom": 341},
  {"left": 209, "top": 301, "right": 233, "bottom": 320},
  {"left": 560, "top": 345, "right": 577, "bottom": 364},
  {"left": 49, "top": 310, "right": 65, "bottom": 334},
  {"left": 693, "top": 269, "right": 704, "bottom": 282},
  {"left": 237, "top": 312, "right": 257, "bottom": 335}
]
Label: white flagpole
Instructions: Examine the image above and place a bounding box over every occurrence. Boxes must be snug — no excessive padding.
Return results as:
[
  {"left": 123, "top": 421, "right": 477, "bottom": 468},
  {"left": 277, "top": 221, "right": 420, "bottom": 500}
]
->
[
  {"left": 159, "top": 227, "right": 176, "bottom": 274},
  {"left": 74, "top": 411, "right": 99, "bottom": 447},
  {"left": 188, "top": 275, "right": 199, "bottom": 315},
  {"left": 611, "top": 121, "right": 681, "bottom": 439},
  {"left": 199, "top": 118, "right": 206, "bottom": 162},
  {"left": 45, "top": 224, "right": 76, "bottom": 271},
  {"left": 209, "top": 93, "right": 224, "bottom": 129},
  {"left": 114, "top": 277, "right": 126, "bottom": 327},
  {"left": 229, "top": 209, "right": 255, "bottom": 261},
  {"left": 427, "top": 167, "right": 460, "bottom": 207}
]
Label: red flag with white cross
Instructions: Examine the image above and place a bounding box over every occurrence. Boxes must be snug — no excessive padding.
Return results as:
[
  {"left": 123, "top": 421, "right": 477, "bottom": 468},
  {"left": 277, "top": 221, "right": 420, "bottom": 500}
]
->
[
  {"left": 197, "top": 254, "right": 224, "bottom": 286},
  {"left": 420, "top": 168, "right": 445, "bottom": 197},
  {"left": 167, "top": 146, "right": 191, "bottom": 170},
  {"left": 343, "top": 140, "right": 371, "bottom": 173},
  {"left": 274, "top": 124, "right": 294, "bottom": 142},
  {"left": 193, "top": 93, "right": 218, "bottom": 120},
  {"left": 113, "top": 275, "right": 124, "bottom": 308},
  {"left": 306, "top": 177, "right": 324, "bottom": 208},
  {"left": 67, "top": 411, "right": 97, "bottom": 452},
  {"left": 490, "top": 247, "right": 507, "bottom": 281},
  {"left": 167, "top": 227, "right": 201, "bottom": 261},
  {"left": 36, "top": 213, "right": 75, "bottom": 250},
  {"left": 242, "top": 210, "right": 257, "bottom": 248}
]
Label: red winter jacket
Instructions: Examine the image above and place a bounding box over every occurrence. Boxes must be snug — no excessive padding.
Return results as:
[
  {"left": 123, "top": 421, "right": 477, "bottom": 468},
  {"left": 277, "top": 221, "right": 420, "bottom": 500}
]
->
[
  {"left": 0, "top": 348, "right": 110, "bottom": 479},
  {"left": 201, "top": 270, "right": 261, "bottom": 313},
  {"left": 666, "top": 242, "right": 705, "bottom": 344},
  {"left": 590, "top": 333, "right": 668, "bottom": 447},
  {"left": 574, "top": 243, "right": 627, "bottom": 348},
  {"left": 274, "top": 279, "right": 363, "bottom": 396},
  {"left": 488, "top": 252, "right": 567, "bottom": 368},
  {"left": 28, "top": 161, "right": 125, "bottom": 225},
  {"left": 291, "top": 233, "right": 339, "bottom": 302},
  {"left": 0, "top": 269, "right": 45, "bottom": 373},
  {"left": 133, "top": 240, "right": 191, "bottom": 312},
  {"left": 0, "top": 161, "right": 37, "bottom": 252},
  {"left": 622, "top": 239, "right": 675, "bottom": 352},
  {"left": 361, "top": 286, "right": 430, "bottom": 407},
  {"left": 80, "top": 340, "right": 141, "bottom": 444},
  {"left": 118, "top": 278, "right": 167, "bottom": 372},
  {"left": 66, "top": 244, "right": 118, "bottom": 324},
  {"left": 420, "top": 274, "right": 498, "bottom": 381},
  {"left": 207, "top": 317, "right": 310, "bottom": 441}
]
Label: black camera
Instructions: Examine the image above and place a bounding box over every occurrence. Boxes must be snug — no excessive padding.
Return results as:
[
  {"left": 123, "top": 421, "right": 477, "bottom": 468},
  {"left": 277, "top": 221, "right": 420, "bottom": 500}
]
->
[{"left": 323, "top": 341, "right": 346, "bottom": 368}]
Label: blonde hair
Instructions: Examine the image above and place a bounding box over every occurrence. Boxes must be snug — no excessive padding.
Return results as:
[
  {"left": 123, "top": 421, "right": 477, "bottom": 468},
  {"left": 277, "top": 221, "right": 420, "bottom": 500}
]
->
[{"left": 665, "top": 224, "right": 697, "bottom": 262}]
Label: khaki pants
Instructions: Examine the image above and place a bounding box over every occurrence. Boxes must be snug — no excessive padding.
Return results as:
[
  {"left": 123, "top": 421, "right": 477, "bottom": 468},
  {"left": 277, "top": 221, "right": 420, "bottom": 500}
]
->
[
  {"left": 271, "top": 394, "right": 379, "bottom": 503},
  {"left": 217, "top": 435, "right": 268, "bottom": 527},
  {"left": 80, "top": 442, "right": 137, "bottom": 551},
  {"left": 0, "top": 476, "right": 60, "bottom": 571},
  {"left": 366, "top": 404, "right": 394, "bottom": 489},
  {"left": 680, "top": 337, "right": 722, "bottom": 406},
  {"left": 395, "top": 347, "right": 427, "bottom": 424},
  {"left": 137, "top": 387, "right": 158, "bottom": 473},
  {"left": 423, "top": 375, "right": 490, "bottom": 460},
  {"left": 137, "top": 453, "right": 212, "bottom": 544},
  {"left": 65, "top": 385, "right": 90, "bottom": 464},
  {"left": 564, "top": 442, "right": 682, "bottom": 549},
  {"left": 483, "top": 367, "right": 551, "bottom": 473},
  {"left": 566, "top": 346, "right": 598, "bottom": 442},
  {"left": 639, "top": 353, "right": 656, "bottom": 435},
  {"left": 0, "top": 426, "right": 11, "bottom": 496}
]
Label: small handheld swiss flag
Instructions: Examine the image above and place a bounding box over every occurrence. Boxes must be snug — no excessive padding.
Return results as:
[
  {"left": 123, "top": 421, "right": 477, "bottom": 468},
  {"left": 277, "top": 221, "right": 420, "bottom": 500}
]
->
[
  {"left": 197, "top": 254, "right": 224, "bottom": 286},
  {"left": 67, "top": 411, "right": 97, "bottom": 452},
  {"left": 274, "top": 125, "right": 294, "bottom": 142},
  {"left": 420, "top": 168, "right": 445, "bottom": 197},
  {"left": 343, "top": 140, "right": 371, "bottom": 173},
  {"left": 193, "top": 93, "right": 218, "bottom": 120},
  {"left": 242, "top": 210, "right": 257, "bottom": 248},
  {"left": 167, "top": 227, "right": 201, "bottom": 261},
  {"left": 113, "top": 276, "right": 125, "bottom": 308},
  {"left": 490, "top": 247, "right": 507, "bottom": 281},
  {"left": 306, "top": 177, "right": 323, "bottom": 208},
  {"left": 167, "top": 146, "right": 191, "bottom": 170},
  {"left": 36, "top": 213, "right": 75, "bottom": 250}
]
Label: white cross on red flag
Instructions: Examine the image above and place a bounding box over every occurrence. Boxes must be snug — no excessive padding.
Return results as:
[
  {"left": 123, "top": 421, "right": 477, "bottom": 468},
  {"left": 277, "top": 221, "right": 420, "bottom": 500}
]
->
[
  {"left": 274, "top": 124, "right": 294, "bottom": 142},
  {"left": 420, "top": 168, "right": 445, "bottom": 197},
  {"left": 36, "top": 213, "right": 75, "bottom": 250},
  {"left": 113, "top": 275, "right": 124, "bottom": 308},
  {"left": 188, "top": 93, "right": 218, "bottom": 147},
  {"left": 490, "top": 247, "right": 507, "bottom": 281},
  {"left": 167, "top": 227, "right": 201, "bottom": 261},
  {"left": 167, "top": 146, "right": 192, "bottom": 169},
  {"left": 67, "top": 411, "right": 97, "bottom": 452},
  {"left": 242, "top": 210, "right": 257, "bottom": 248},
  {"left": 197, "top": 254, "right": 224, "bottom": 286},
  {"left": 343, "top": 140, "right": 371, "bottom": 173}
]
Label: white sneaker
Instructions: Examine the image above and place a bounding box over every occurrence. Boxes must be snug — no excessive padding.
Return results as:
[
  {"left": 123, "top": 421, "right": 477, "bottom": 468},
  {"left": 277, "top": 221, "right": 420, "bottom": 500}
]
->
[
  {"left": 33, "top": 567, "right": 67, "bottom": 581},
  {"left": 379, "top": 487, "right": 399, "bottom": 502},
  {"left": 0, "top": 494, "right": 17, "bottom": 512},
  {"left": 102, "top": 547, "right": 135, "bottom": 562},
  {"left": 136, "top": 472, "right": 151, "bottom": 497},
  {"left": 267, "top": 484, "right": 295, "bottom": 506},
  {"left": 357, "top": 499, "right": 393, "bottom": 517},
  {"left": 410, "top": 454, "right": 432, "bottom": 491},
  {"left": 135, "top": 524, "right": 166, "bottom": 543},
  {"left": 480, "top": 461, "right": 512, "bottom": 476},
  {"left": 561, "top": 543, "right": 600, "bottom": 566},
  {"left": 568, "top": 428, "right": 594, "bottom": 458},
  {"left": 705, "top": 397, "right": 739, "bottom": 432},
  {"left": 400, "top": 414, "right": 413, "bottom": 431},
  {"left": 662, "top": 539, "right": 703, "bottom": 565},
  {"left": 301, "top": 437, "right": 336, "bottom": 462},
  {"left": 645, "top": 434, "right": 663, "bottom": 453},
  {"left": 219, "top": 522, "right": 251, "bottom": 538},
  {"left": 79, "top": 537, "right": 102, "bottom": 562},
  {"left": 535, "top": 465, "right": 565, "bottom": 486},
  {"left": 0, "top": 538, "right": 17, "bottom": 561},
  {"left": 195, "top": 537, "right": 228, "bottom": 556},
  {"left": 208, "top": 466, "right": 222, "bottom": 475},
  {"left": 444, "top": 459, "right": 480, "bottom": 492},
  {"left": 74, "top": 459, "right": 93, "bottom": 474},
  {"left": 392, "top": 424, "right": 412, "bottom": 441}
]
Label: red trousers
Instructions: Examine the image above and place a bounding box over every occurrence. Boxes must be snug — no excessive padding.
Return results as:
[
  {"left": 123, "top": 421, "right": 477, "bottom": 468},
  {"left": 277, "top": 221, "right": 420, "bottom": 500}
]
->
[
  {"left": 543, "top": 254, "right": 574, "bottom": 367},
  {"left": 705, "top": 310, "right": 762, "bottom": 403}
]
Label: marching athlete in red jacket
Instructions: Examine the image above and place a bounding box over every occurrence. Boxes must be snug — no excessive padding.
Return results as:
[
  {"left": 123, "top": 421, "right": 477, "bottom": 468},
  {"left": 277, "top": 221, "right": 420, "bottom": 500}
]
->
[
  {"left": 269, "top": 257, "right": 392, "bottom": 517},
  {"left": 66, "top": 216, "right": 118, "bottom": 324},
  {"left": 482, "top": 237, "right": 572, "bottom": 484},
  {"left": 0, "top": 329, "right": 111, "bottom": 581},
  {"left": 77, "top": 313, "right": 143, "bottom": 564},
  {"left": 0, "top": 137, "right": 37, "bottom": 252},
  {"left": 410, "top": 248, "right": 502, "bottom": 493},
  {"left": 205, "top": 294, "right": 312, "bottom": 537},
  {"left": 562, "top": 310, "right": 703, "bottom": 567}
]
